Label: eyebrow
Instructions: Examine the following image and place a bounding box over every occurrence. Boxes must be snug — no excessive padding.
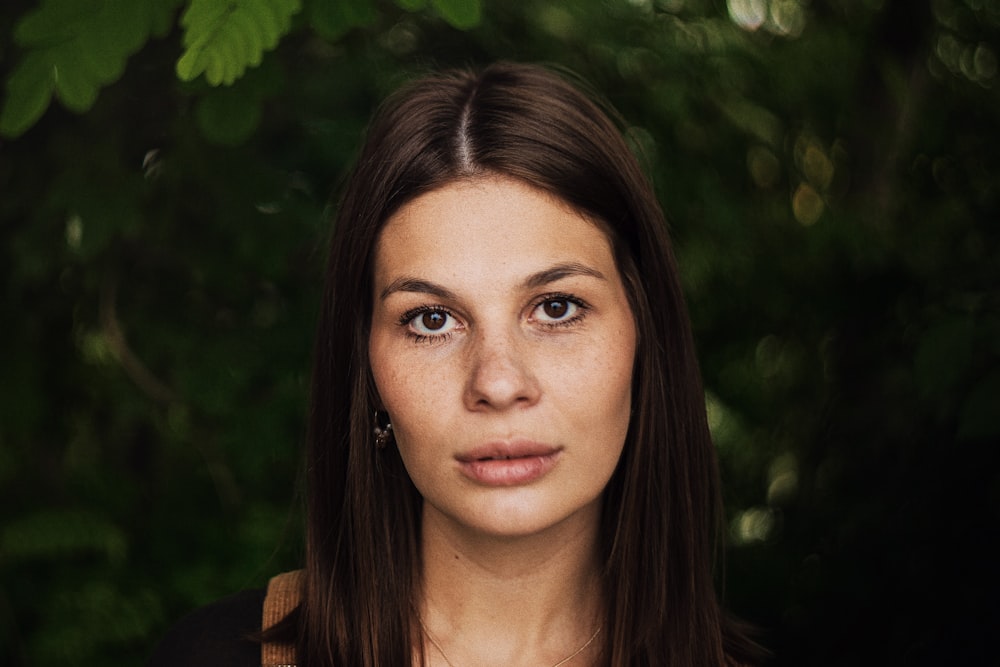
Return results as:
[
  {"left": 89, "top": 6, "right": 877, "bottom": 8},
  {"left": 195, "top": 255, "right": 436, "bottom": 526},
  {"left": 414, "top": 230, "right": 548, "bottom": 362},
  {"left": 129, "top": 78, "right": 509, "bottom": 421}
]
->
[
  {"left": 522, "top": 262, "right": 606, "bottom": 289},
  {"left": 379, "top": 262, "right": 607, "bottom": 301},
  {"left": 379, "top": 278, "right": 457, "bottom": 301}
]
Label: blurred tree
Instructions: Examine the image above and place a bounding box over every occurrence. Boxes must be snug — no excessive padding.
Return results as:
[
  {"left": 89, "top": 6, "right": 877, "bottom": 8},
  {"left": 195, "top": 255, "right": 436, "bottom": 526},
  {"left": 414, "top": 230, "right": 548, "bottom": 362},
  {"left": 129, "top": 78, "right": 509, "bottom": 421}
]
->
[{"left": 0, "top": 0, "right": 997, "bottom": 665}]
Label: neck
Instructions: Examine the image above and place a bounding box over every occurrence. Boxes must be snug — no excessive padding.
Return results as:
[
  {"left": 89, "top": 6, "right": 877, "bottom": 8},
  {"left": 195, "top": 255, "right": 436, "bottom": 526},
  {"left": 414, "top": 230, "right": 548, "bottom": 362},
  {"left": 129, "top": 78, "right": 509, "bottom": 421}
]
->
[{"left": 416, "top": 503, "right": 604, "bottom": 666}]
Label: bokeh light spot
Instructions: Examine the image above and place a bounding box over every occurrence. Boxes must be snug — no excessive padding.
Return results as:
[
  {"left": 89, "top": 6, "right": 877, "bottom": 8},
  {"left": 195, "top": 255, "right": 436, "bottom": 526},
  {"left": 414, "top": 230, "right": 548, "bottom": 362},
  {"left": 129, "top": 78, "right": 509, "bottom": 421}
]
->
[
  {"left": 727, "top": 0, "right": 768, "bottom": 31},
  {"left": 793, "top": 182, "right": 824, "bottom": 226}
]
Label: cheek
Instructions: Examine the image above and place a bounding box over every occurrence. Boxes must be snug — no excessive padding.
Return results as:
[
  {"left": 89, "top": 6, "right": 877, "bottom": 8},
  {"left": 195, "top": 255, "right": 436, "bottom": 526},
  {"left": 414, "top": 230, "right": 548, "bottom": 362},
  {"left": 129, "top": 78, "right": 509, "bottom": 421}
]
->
[
  {"left": 598, "top": 358, "right": 634, "bottom": 439},
  {"left": 369, "top": 352, "right": 451, "bottom": 497},
  {"left": 547, "top": 332, "right": 635, "bottom": 446},
  {"left": 369, "top": 340, "right": 448, "bottom": 442},
  {"left": 369, "top": 334, "right": 406, "bottom": 420},
  {"left": 589, "top": 321, "right": 636, "bottom": 399},
  {"left": 599, "top": 329, "right": 637, "bottom": 442},
  {"left": 371, "top": 352, "right": 412, "bottom": 419}
]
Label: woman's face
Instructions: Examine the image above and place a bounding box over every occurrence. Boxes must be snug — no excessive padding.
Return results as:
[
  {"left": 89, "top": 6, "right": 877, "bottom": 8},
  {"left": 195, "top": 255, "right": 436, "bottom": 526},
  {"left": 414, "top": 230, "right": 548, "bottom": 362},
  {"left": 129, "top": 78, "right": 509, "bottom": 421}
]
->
[{"left": 369, "top": 176, "right": 637, "bottom": 540}]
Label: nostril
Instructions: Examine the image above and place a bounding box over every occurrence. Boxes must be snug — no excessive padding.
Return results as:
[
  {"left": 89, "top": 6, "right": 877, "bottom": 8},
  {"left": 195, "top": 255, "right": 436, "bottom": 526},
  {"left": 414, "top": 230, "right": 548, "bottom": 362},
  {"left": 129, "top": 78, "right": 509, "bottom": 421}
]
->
[{"left": 463, "top": 337, "right": 541, "bottom": 411}]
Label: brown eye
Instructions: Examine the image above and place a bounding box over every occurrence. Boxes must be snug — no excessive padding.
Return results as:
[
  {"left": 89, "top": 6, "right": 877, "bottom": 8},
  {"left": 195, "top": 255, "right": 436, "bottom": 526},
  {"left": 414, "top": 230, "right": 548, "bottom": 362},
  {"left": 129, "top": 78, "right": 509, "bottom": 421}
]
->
[
  {"left": 408, "top": 308, "right": 457, "bottom": 337},
  {"left": 535, "top": 298, "right": 579, "bottom": 323},
  {"left": 421, "top": 311, "right": 447, "bottom": 330},
  {"left": 543, "top": 300, "right": 568, "bottom": 319}
]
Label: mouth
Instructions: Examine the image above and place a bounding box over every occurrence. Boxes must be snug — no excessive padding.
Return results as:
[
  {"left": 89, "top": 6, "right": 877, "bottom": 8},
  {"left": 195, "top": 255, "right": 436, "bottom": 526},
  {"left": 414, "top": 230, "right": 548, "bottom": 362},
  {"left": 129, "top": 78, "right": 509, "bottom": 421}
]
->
[
  {"left": 456, "top": 441, "right": 562, "bottom": 486},
  {"left": 456, "top": 440, "right": 560, "bottom": 462}
]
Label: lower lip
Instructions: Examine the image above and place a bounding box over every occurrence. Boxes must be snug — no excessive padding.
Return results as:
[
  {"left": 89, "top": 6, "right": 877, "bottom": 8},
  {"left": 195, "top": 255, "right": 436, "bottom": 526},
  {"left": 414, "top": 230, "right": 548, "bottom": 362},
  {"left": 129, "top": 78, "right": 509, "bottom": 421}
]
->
[{"left": 458, "top": 452, "right": 561, "bottom": 486}]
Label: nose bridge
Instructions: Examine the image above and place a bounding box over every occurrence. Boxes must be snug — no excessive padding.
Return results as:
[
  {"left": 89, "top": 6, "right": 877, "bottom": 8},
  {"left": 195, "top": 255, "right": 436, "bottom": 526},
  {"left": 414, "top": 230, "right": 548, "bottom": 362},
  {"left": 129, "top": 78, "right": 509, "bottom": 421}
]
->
[{"left": 464, "top": 318, "right": 539, "bottom": 410}]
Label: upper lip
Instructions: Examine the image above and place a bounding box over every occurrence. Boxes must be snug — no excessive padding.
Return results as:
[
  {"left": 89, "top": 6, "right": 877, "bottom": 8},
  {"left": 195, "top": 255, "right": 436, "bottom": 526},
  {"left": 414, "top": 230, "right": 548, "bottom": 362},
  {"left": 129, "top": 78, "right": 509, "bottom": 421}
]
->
[{"left": 455, "top": 440, "right": 561, "bottom": 462}]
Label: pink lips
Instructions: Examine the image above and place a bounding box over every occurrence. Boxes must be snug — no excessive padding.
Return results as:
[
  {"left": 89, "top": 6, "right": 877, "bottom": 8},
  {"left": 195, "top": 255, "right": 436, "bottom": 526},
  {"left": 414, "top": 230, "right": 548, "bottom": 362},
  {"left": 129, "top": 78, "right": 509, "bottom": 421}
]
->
[{"left": 456, "top": 441, "right": 562, "bottom": 486}]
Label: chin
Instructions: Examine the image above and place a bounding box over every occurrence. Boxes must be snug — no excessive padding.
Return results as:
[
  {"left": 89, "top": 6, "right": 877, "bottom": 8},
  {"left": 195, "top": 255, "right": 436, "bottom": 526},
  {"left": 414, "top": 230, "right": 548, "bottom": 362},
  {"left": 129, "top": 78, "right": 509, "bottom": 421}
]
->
[{"left": 432, "top": 493, "right": 603, "bottom": 542}]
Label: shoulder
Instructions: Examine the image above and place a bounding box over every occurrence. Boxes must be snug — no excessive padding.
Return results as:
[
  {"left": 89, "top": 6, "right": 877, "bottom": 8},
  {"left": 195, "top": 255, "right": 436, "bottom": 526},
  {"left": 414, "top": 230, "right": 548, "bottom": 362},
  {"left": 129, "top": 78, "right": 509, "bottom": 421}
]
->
[{"left": 145, "top": 588, "right": 265, "bottom": 667}]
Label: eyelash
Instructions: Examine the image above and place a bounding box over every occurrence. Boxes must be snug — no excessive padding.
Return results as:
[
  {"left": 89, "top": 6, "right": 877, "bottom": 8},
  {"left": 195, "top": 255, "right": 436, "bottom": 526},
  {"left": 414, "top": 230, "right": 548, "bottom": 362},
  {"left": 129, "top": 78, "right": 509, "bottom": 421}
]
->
[
  {"left": 398, "top": 305, "right": 457, "bottom": 345},
  {"left": 531, "top": 292, "right": 589, "bottom": 329},
  {"left": 397, "top": 293, "right": 590, "bottom": 345}
]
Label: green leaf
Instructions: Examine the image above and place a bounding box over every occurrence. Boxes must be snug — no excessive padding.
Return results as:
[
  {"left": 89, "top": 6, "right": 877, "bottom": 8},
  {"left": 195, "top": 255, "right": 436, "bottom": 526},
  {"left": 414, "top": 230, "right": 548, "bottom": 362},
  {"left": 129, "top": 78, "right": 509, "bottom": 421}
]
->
[
  {"left": 305, "top": 0, "right": 377, "bottom": 41},
  {"left": 0, "top": 55, "right": 56, "bottom": 137},
  {"left": 394, "top": 0, "right": 428, "bottom": 10},
  {"left": 195, "top": 85, "right": 263, "bottom": 145},
  {"left": 176, "top": 0, "right": 302, "bottom": 86},
  {"left": 431, "top": 0, "right": 481, "bottom": 29},
  {"left": 1, "top": 0, "right": 164, "bottom": 138},
  {"left": 190, "top": 44, "right": 280, "bottom": 144},
  {"left": 54, "top": 61, "right": 102, "bottom": 112}
]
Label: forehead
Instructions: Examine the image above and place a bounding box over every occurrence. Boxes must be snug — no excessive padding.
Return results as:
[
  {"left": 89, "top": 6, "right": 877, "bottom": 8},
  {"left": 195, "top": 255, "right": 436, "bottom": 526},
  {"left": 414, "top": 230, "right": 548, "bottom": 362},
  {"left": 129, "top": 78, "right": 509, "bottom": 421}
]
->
[{"left": 373, "top": 176, "right": 617, "bottom": 287}]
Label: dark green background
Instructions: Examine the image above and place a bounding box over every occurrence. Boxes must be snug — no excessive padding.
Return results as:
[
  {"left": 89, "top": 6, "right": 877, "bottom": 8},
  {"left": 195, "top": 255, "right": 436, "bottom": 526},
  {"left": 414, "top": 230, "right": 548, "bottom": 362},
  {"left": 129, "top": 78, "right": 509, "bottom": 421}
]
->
[{"left": 2, "top": 0, "right": 998, "bottom": 665}]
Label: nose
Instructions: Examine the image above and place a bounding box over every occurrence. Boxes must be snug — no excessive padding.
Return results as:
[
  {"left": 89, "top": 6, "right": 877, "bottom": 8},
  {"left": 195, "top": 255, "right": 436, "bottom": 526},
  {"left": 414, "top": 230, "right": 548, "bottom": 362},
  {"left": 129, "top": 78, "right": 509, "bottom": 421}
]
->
[{"left": 463, "top": 327, "right": 541, "bottom": 411}]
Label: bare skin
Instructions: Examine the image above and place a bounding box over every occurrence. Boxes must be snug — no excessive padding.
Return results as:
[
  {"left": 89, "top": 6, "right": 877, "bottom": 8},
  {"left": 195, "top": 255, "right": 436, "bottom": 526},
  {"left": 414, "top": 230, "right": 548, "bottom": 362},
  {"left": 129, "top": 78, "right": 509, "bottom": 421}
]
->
[
  {"left": 417, "top": 514, "right": 603, "bottom": 666},
  {"left": 369, "top": 175, "right": 637, "bottom": 666}
]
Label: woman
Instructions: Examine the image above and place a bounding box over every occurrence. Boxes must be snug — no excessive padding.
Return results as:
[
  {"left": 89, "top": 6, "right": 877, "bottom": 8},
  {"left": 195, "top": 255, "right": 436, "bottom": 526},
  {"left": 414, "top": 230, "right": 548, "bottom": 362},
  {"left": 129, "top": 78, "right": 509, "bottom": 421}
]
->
[{"left": 148, "top": 62, "right": 761, "bottom": 666}]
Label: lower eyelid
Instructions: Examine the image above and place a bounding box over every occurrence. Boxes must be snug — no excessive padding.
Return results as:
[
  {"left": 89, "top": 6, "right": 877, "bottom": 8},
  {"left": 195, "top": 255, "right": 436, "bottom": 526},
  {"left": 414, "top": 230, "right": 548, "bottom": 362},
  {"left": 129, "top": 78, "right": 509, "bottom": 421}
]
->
[
  {"left": 407, "top": 332, "right": 452, "bottom": 344},
  {"left": 534, "top": 309, "right": 589, "bottom": 329},
  {"left": 407, "top": 327, "right": 456, "bottom": 343}
]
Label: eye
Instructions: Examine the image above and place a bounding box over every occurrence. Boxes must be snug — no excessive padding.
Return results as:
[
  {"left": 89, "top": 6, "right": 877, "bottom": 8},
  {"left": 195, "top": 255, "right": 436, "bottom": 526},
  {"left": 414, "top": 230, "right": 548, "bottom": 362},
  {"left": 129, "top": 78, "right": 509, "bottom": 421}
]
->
[
  {"left": 408, "top": 308, "right": 457, "bottom": 336},
  {"left": 533, "top": 297, "right": 579, "bottom": 323}
]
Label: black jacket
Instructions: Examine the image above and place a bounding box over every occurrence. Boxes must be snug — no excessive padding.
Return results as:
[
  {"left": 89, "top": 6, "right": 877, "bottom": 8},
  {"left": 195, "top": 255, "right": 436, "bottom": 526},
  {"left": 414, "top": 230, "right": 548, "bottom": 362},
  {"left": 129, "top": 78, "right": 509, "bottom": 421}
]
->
[{"left": 145, "top": 589, "right": 264, "bottom": 667}]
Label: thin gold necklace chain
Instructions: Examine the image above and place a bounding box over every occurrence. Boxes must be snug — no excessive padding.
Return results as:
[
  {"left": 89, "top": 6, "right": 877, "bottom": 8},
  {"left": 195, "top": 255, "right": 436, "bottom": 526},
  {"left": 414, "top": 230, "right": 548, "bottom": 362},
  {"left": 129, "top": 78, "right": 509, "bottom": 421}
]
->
[{"left": 417, "top": 615, "right": 602, "bottom": 667}]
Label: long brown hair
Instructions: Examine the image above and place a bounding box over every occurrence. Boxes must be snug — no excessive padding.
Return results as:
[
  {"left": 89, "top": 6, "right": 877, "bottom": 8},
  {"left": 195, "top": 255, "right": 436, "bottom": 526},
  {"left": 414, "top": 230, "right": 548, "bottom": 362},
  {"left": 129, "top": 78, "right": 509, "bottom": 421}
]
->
[{"left": 298, "top": 62, "right": 756, "bottom": 666}]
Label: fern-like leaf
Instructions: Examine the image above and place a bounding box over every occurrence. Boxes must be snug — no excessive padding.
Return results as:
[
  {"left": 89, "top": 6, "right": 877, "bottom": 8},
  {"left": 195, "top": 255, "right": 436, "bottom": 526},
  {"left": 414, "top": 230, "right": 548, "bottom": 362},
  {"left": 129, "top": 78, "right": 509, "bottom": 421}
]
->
[
  {"left": 0, "top": 0, "right": 184, "bottom": 138},
  {"left": 176, "top": 0, "right": 301, "bottom": 86}
]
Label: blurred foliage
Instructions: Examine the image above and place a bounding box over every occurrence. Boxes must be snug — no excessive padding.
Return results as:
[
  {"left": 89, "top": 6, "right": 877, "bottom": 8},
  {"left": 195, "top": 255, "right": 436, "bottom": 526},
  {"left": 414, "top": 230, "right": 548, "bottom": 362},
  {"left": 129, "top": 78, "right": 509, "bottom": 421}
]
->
[
  {"left": 175, "top": 0, "right": 302, "bottom": 85},
  {"left": 1, "top": 0, "right": 998, "bottom": 665}
]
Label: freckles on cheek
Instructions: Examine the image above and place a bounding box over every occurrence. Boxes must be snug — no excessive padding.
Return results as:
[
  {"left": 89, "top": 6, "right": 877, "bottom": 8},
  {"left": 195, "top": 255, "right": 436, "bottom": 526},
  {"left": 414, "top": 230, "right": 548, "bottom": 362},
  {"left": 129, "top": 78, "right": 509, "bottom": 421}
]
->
[
  {"left": 375, "top": 354, "right": 436, "bottom": 420},
  {"left": 369, "top": 345, "right": 403, "bottom": 414},
  {"left": 373, "top": 360, "right": 406, "bottom": 408}
]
